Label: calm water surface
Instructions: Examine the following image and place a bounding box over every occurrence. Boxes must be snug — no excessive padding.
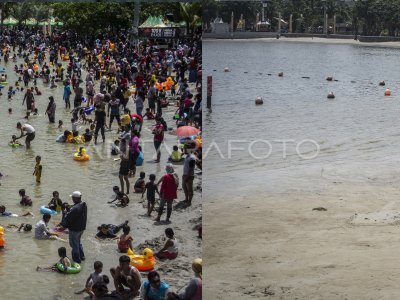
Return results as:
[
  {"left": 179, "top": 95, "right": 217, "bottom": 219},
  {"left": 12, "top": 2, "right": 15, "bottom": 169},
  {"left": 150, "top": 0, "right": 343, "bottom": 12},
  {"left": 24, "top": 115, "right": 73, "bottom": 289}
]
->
[{"left": 204, "top": 40, "right": 400, "bottom": 197}]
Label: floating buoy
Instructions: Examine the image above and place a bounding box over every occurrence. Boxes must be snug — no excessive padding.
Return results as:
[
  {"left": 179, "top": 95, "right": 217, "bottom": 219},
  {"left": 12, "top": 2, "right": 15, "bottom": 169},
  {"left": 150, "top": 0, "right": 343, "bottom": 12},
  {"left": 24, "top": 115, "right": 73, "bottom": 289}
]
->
[
  {"left": 326, "top": 76, "right": 333, "bottom": 81},
  {"left": 327, "top": 92, "right": 335, "bottom": 99},
  {"left": 255, "top": 97, "right": 263, "bottom": 105},
  {"left": 379, "top": 81, "right": 385, "bottom": 86},
  {"left": 278, "top": 72, "right": 283, "bottom": 77},
  {"left": 385, "top": 88, "right": 391, "bottom": 96},
  {"left": 224, "top": 67, "right": 230, "bottom": 72}
]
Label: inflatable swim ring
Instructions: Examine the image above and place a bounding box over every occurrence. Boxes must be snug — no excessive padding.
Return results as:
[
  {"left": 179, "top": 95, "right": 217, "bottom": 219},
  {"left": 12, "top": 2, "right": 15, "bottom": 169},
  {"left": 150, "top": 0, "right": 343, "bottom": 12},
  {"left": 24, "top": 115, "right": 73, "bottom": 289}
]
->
[
  {"left": 8, "top": 142, "right": 21, "bottom": 148},
  {"left": 127, "top": 248, "right": 156, "bottom": 272},
  {"left": 73, "top": 148, "right": 89, "bottom": 161},
  {"left": 84, "top": 106, "right": 94, "bottom": 114},
  {"left": 73, "top": 153, "right": 90, "bottom": 161},
  {"left": 33, "top": 64, "right": 39, "bottom": 71},
  {"left": 39, "top": 206, "right": 57, "bottom": 215},
  {"left": 0, "top": 82, "right": 8, "bottom": 85},
  {"left": 56, "top": 262, "right": 81, "bottom": 274},
  {"left": 81, "top": 96, "right": 87, "bottom": 103},
  {"left": 136, "top": 152, "right": 144, "bottom": 166}
]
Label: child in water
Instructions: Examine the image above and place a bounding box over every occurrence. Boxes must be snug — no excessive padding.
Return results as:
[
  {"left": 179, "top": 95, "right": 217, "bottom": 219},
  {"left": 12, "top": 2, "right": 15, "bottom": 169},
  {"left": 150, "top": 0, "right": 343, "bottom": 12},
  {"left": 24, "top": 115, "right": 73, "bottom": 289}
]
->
[
  {"left": 78, "top": 147, "right": 84, "bottom": 156},
  {"left": 108, "top": 186, "right": 130, "bottom": 207},
  {"left": 142, "top": 174, "right": 160, "bottom": 216},
  {"left": 9, "top": 135, "right": 23, "bottom": 146},
  {"left": 117, "top": 225, "right": 134, "bottom": 253},
  {"left": 47, "top": 191, "right": 63, "bottom": 213},
  {"left": 134, "top": 172, "right": 146, "bottom": 193},
  {"left": 84, "top": 261, "right": 109, "bottom": 296},
  {"left": 33, "top": 155, "right": 42, "bottom": 183},
  {"left": 5, "top": 223, "right": 32, "bottom": 232},
  {"left": 36, "top": 246, "right": 71, "bottom": 272},
  {"left": 19, "top": 189, "right": 32, "bottom": 206}
]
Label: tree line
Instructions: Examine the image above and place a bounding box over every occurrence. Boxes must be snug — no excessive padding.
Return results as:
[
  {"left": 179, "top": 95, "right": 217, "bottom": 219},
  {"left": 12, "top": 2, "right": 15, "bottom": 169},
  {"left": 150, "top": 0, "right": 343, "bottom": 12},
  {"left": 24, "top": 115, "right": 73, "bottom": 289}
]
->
[{"left": 203, "top": 0, "right": 400, "bottom": 36}]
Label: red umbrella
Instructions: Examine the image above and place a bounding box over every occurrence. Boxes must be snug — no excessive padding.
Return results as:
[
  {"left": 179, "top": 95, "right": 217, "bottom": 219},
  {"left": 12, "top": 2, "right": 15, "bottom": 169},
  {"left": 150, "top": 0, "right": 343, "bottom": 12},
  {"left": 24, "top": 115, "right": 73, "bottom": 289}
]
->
[
  {"left": 175, "top": 126, "right": 200, "bottom": 137},
  {"left": 130, "top": 114, "right": 143, "bottom": 122}
]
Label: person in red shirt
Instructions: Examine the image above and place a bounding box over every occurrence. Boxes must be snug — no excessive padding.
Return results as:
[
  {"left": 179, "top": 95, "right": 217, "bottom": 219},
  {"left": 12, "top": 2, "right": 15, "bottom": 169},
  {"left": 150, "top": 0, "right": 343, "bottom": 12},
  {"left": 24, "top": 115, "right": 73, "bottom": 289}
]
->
[{"left": 135, "top": 73, "right": 144, "bottom": 97}]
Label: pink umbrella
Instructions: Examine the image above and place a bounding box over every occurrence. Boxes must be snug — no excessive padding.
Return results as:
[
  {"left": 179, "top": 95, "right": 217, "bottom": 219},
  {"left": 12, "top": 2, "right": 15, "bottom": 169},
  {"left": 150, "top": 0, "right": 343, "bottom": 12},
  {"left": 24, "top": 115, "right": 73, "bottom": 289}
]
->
[{"left": 175, "top": 126, "right": 200, "bottom": 137}]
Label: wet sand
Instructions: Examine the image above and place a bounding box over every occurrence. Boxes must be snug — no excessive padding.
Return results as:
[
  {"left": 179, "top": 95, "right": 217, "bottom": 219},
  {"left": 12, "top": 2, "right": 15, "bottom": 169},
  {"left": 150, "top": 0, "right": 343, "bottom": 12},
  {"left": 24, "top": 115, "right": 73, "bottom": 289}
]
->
[{"left": 204, "top": 182, "right": 400, "bottom": 299}]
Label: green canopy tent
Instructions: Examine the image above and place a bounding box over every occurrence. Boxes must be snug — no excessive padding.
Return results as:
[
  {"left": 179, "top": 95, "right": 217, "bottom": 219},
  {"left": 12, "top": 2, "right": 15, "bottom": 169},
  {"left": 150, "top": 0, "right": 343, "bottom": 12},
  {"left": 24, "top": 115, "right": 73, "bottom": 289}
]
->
[
  {"left": 139, "top": 16, "right": 167, "bottom": 28},
  {"left": 25, "top": 18, "right": 38, "bottom": 26},
  {"left": 39, "top": 18, "right": 63, "bottom": 27},
  {"left": 2, "top": 17, "right": 18, "bottom": 26}
]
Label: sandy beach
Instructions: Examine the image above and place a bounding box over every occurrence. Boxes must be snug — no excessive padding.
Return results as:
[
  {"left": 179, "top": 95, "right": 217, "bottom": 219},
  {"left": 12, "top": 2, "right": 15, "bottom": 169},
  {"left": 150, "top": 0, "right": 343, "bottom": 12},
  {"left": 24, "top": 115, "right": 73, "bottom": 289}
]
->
[{"left": 204, "top": 181, "right": 400, "bottom": 299}]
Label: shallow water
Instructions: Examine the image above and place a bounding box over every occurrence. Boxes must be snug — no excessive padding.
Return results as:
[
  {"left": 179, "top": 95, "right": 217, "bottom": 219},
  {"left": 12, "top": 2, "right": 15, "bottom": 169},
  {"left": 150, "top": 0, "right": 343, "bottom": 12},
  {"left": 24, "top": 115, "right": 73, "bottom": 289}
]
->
[
  {"left": 0, "top": 54, "right": 190, "bottom": 299},
  {"left": 204, "top": 40, "right": 400, "bottom": 197}
]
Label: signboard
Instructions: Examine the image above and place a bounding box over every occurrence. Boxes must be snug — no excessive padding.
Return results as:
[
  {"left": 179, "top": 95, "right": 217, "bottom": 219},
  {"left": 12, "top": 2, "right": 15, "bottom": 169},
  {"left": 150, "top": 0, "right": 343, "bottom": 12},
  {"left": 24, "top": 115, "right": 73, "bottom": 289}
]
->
[{"left": 139, "top": 27, "right": 180, "bottom": 39}]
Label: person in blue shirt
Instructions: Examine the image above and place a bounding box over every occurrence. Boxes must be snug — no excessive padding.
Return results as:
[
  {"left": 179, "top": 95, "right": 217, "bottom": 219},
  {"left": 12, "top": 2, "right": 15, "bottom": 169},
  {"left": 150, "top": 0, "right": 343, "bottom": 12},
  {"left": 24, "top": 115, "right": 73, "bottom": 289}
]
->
[
  {"left": 140, "top": 271, "right": 172, "bottom": 300},
  {"left": 63, "top": 81, "right": 72, "bottom": 109}
]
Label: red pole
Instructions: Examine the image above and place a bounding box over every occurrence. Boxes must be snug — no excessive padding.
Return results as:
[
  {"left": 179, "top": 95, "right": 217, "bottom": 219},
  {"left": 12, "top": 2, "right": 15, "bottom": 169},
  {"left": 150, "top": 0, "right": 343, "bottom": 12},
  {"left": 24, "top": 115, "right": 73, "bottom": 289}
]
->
[{"left": 207, "top": 76, "right": 212, "bottom": 109}]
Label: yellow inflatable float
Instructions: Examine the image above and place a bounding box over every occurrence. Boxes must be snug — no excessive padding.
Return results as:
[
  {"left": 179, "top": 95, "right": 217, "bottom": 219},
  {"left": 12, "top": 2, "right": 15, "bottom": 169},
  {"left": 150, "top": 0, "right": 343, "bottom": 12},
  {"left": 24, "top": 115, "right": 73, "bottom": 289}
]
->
[
  {"left": 73, "top": 148, "right": 90, "bottom": 161},
  {"left": 0, "top": 226, "right": 4, "bottom": 247},
  {"left": 127, "top": 248, "right": 156, "bottom": 272}
]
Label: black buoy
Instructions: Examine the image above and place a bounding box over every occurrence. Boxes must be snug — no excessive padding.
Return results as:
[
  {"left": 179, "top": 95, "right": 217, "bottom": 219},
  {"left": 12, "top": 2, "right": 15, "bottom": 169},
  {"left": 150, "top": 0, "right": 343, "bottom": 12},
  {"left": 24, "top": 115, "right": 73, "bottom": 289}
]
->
[
  {"left": 255, "top": 97, "right": 263, "bottom": 105},
  {"left": 327, "top": 92, "right": 335, "bottom": 99}
]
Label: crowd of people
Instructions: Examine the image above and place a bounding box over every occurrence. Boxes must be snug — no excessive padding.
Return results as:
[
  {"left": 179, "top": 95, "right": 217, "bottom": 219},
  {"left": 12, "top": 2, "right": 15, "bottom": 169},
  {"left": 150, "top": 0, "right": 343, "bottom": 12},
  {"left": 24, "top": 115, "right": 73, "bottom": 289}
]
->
[{"left": 0, "top": 25, "right": 202, "bottom": 300}]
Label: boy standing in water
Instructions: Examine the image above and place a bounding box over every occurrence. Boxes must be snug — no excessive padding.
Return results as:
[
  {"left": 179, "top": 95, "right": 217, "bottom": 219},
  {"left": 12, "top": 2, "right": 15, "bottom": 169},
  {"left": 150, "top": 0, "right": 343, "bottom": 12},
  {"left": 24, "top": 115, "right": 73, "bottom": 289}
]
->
[{"left": 33, "top": 155, "right": 42, "bottom": 183}]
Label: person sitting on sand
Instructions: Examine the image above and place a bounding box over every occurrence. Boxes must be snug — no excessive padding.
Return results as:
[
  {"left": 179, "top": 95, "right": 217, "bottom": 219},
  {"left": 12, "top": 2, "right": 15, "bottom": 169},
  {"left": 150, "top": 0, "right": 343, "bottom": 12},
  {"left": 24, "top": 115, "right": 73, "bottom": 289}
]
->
[
  {"left": 169, "top": 258, "right": 202, "bottom": 300},
  {"left": 9, "top": 135, "right": 23, "bottom": 146},
  {"left": 111, "top": 140, "right": 121, "bottom": 155},
  {"left": 36, "top": 246, "right": 71, "bottom": 273},
  {"left": 143, "top": 108, "right": 155, "bottom": 120},
  {"left": 110, "top": 255, "right": 142, "bottom": 299},
  {"left": 108, "top": 186, "right": 130, "bottom": 207},
  {"left": 117, "top": 225, "right": 133, "bottom": 253},
  {"left": 169, "top": 145, "right": 183, "bottom": 163},
  {"left": 95, "top": 221, "right": 128, "bottom": 240},
  {"left": 155, "top": 228, "right": 179, "bottom": 260},
  {"left": 134, "top": 172, "right": 146, "bottom": 193},
  {"left": 139, "top": 271, "right": 173, "bottom": 300},
  {"left": 83, "top": 261, "right": 107, "bottom": 296}
]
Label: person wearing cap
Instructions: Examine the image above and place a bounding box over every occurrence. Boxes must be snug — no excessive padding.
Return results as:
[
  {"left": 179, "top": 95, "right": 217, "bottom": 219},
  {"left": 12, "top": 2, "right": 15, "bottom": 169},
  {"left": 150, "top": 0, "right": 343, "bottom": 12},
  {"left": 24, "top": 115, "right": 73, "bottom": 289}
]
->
[
  {"left": 155, "top": 164, "right": 178, "bottom": 223},
  {"left": 60, "top": 191, "right": 87, "bottom": 263},
  {"left": 45, "top": 96, "right": 56, "bottom": 123}
]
